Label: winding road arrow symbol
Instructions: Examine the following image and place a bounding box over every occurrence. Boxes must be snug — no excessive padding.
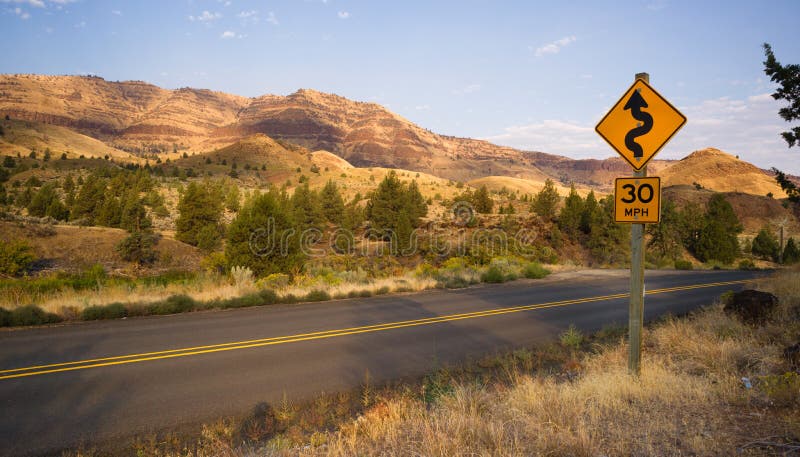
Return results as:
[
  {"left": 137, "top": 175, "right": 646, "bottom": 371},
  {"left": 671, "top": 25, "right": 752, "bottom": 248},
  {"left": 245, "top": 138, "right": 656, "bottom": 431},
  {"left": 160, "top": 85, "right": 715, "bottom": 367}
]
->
[{"left": 623, "top": 89, "right": 653, "bottom": 159}]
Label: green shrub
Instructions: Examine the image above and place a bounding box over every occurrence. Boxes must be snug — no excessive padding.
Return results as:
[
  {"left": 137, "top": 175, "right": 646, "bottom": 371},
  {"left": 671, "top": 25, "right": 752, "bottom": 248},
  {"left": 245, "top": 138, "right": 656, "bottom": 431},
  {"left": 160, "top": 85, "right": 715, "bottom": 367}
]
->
[
  {"left": 559, "top": 324, "right": 584, "bottom": 351},
  {"left": 0, "top": 307, "right": 11, "bottom": 326},
  {"left": 481, "top": 266, "right": 506, "bottom": 283},
  {"left": 674, "top": 259, "right": 693, "bottom": 270},
  {"left": 258, "top": 289, "right": 278, "bottom": 305},
  {"left": 376, "top": 286, "right": 390, "bottom": 295},
  {"left": 10, "top": 304, "right": 61, "bottom": 326},
  {"left": 758, "top": 372, "right": 800, "bottom": 406},
  {"left": 148, "top": 294, "right": 196, "bottom": 315},
  {"left": 523, "top": 262, "right": 550, "bottom": 279},
  {"left": 82, "top": 302, "right": 127, "bottom": 320},
  {"left": 358, "top": 289, "right": 373, "bottom": 298},
  {"left": 282, "top": 293, "right": 299, "bottom": 304},
  {"left": 737, "top": 259, "right": 757, "bottom": 270},
  {"left": 305, "top": 290, "right": 331, "bottom": 302},
  {"left": 0, "top": 239, "right": 36, "bottom": 277}
]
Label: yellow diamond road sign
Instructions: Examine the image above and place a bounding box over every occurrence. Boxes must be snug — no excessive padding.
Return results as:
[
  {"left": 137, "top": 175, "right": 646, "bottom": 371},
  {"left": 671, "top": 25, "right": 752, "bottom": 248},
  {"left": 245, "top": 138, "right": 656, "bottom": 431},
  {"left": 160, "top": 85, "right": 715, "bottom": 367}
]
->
[
  {"left": 596, "top": 79, "right": 686, "bottom": 170},
  {"left": 614, "top": 177, "right": 661, "bottom": 224}
]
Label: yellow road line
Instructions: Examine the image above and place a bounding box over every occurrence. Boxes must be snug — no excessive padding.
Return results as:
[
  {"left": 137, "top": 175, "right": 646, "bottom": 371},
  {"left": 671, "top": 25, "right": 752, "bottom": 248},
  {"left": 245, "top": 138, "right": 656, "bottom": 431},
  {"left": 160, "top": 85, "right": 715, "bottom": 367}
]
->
[{"left": 0, "top": 279, "right": 747, "bottom": 381}]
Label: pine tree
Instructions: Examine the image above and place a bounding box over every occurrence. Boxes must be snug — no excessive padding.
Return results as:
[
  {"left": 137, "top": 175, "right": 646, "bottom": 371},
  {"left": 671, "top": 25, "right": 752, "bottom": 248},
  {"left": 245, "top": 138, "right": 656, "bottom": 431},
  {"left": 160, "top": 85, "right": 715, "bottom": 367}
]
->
[
  {"left": 646, "top": 199, "right": 683, "bottom": 260},
  {"left": 693, "top": 194, "right": 742, "bottom": 264},
  {"left": 120, "top": 191, "right": 152, "bottom": 232},
  {"left": 27, "top": 184, "right": 58, "bottom": 218},
  {"left": 558, "top": 184, "right": 584, "bottom": 239},
  {"left": 117, "top": 229, "right": 158, "bottom": 265},
  {"left": 225, "top": 185, "right": 241, "bottom": 213},
  {"left": 96, "top": 196, "right": 123, "bottom": 228},
  {"left": 176, "top": 182, "right": 223, "bottom": 247},
  {"left": 763, "top": 43, "right": 800, "bottom": 147},
  {"left": 751, "top": 226, "right": 780, "bottom": 261},
  {"left": 366, "top": 172, "right": 427, "bottom": 238},
  {"left": 579, "top": 190, "right": 601, "bottom": 234},
  {"left": 71, "top": 175, "right": 107, "bottom": 224},
  {"left": 472, "top": 185, "right": 493, "bottom": 214},
  {"left": 586, "top": 196, "right": 629, "bottom": 265},
  {"left": 226, "top": 190, "right": 304, "bottom": 277},
  {"left": 531, "top": 178, "right": 559, "bottom": 220},
  {"left": 319, "top": 180, "right": 345, "bottom": 225},
  {"left": 290, "top": 182, "right": 323, "bottom": 231},
  {"left": 782, "top": 237, "right": 800, "bottom": 264}
]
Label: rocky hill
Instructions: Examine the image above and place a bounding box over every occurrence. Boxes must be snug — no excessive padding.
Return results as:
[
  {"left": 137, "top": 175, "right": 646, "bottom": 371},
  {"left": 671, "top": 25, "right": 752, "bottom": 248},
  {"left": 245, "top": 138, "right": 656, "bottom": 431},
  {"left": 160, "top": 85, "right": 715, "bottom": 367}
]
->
[{"left": 0, "top": 75, "right": 791, "bottom": 197}]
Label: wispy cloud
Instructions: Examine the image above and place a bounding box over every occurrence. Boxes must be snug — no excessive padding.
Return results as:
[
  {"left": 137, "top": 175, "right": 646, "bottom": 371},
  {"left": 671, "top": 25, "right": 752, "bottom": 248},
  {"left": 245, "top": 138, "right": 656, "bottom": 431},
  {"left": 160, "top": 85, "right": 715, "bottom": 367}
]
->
[
  {"left": 452, "top": 84, "right": 481, "bottom": 95},
  {"left": 12, "top": 6, "right": 30, "bottom": 18},
  {"left": 1, "top": 0, "right": 45, "bottom": 8},
  {"left": 189, "top": 10, "right": 221, "bottom": 23},
  {"left": 237, "top": 9, "right": 259, "bottom": 24},
  {"left": 266, "top": 11, "right": 278, "bottom": 25},
  {"left": 531, "top": 35, "right": 576, "bottom": 57},
  {"left": 337, "top": 11, "right": 350, "bottom": 19},
  {"left": 220, "top": 30, "right": 237, "bottom": 39},
  {"left": 111, "top": 9, "right": 121, "bottom": 16}
]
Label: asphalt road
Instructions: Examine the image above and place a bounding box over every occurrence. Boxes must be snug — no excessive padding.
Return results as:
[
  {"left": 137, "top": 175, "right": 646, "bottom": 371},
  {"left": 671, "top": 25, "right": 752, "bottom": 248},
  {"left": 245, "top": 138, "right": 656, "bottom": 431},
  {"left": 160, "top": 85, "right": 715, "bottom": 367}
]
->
[{"left": 0, "top": 269, "right": 763, "bottom": 456}]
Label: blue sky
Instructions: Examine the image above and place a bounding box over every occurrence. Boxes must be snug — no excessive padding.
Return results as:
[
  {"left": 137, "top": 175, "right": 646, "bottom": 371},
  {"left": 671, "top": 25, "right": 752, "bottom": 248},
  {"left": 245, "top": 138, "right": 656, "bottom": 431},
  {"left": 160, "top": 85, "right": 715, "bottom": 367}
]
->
[{"left": 2, "top": 0, "right": 800, "bottom": 173}]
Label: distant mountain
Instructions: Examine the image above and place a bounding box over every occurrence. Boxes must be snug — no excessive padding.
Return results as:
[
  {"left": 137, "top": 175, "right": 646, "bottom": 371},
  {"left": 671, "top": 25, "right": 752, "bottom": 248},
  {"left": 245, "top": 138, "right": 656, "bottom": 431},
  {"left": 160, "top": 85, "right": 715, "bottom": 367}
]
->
[{"left": 0, "top": 74, "right": 788, "bottom": 197}]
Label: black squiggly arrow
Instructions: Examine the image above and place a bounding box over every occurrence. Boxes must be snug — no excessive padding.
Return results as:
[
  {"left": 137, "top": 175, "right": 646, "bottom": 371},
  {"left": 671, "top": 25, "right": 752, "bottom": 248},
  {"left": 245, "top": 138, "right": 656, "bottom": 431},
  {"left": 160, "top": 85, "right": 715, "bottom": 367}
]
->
[{"left": 623, "top": 89, "right": 653, "bottom": 159}]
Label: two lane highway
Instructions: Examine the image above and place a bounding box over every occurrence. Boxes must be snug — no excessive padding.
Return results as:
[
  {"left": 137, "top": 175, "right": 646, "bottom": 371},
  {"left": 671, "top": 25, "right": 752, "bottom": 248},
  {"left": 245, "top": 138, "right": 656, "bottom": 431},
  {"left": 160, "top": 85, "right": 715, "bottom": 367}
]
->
[{"left": 0, "top": 269, "right": 761, "bottom": 456}]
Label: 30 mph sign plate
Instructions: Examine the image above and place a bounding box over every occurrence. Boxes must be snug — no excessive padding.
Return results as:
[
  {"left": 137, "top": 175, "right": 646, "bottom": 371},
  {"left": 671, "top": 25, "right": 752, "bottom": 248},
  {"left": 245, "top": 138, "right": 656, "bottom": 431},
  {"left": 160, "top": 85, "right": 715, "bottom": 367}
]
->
[{"left": 614, "top": 177, "right": 661, "bottom": 223}]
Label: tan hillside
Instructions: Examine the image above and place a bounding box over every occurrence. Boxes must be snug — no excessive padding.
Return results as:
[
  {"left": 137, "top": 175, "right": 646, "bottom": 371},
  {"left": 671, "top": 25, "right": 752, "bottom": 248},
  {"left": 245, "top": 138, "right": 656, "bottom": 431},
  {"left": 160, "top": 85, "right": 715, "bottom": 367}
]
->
[
  {"left": 525, "top": 152, "right": 674, "bottom": 191},
  {"left": 661, "top": 148, "right": 786, "bottom": 198},
  {"left": 467, "top": 176, "right": 601, "bottom": 198},
  {"left": 0, "top": 118, "right": 140, "bottom": 162}
]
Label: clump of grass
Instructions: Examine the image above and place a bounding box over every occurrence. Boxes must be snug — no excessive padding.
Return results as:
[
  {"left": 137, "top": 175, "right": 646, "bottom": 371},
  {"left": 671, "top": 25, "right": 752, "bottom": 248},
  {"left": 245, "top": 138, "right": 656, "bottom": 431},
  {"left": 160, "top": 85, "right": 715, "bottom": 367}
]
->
[
  {"left": 674, "top": 259, "right": 693, "bottom": 270},
  {"left": 481, "top": 265, "right": 506, "bottom": 283},
  {"left": 0, "top": 304, "right": 62, "bottom": 327},
  {"left": 559, "top": 324, "right": 584, "bottom": 351},
  {"left": 147, "top": 294, "right": 196, "bottom": 315},
  {"left": 81, "top": 302, "right": 127, "bottom": 320},
  {"left": 523, "top": 262, "right": 550, "bottom": 279},
  {"left": 305, "top": 290, "right": 331, "bottom": 302}
]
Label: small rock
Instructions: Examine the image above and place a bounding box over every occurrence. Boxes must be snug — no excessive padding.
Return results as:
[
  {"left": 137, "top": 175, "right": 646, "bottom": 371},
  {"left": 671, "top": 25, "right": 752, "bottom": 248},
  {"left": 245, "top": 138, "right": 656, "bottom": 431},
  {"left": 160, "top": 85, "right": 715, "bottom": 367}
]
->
[{"left": 723, "top": 289, "right": 778, "bottom": 325}]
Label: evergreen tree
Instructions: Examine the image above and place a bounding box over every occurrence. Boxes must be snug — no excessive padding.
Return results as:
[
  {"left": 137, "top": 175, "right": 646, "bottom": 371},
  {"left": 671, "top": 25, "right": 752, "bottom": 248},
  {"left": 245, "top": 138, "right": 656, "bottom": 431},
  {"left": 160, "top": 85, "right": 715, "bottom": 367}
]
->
[
  {"left": 763, "top": 43, "right": 800, "bottom": 147},
  {"left": 319, "top": 180, "right": 345, "bottom": 225},
  {"left": 403, "top": 179, "right": 428, "bottom": 225},
  {"left": 558, "top": 184, "right": 584, "bottom": 239},
  {"left": 531, "top": 178, "right": 559, "bottom": 220},
  {"left": 366, "top": 172, "right": 428, "bottom": 240},
  {"left": 16, "top": 186, "right": 33, "bottom": 208},
  {"left": 579, "top": 190, "right": 601, "bottom": 234},
  {"left": 0, "top": 184, "right": 6, "bottom": 206},
  {"left": 646, "top": 199, "right": 683, "bottom": 260},
  {"left": 472, "top": 185, "right": 493, "bottom": 214},
  {"left": 225, "top": 184, "right": 241, "bottom": 213},
  {"left": 395, "top": 212, "right": 413, "bottom": 255},
  {"left": 71, "top": 175, "right": 107, "bottom": 224},
  {"left": 226, "top": 190, "right": 304, "bottom": 277},
  {"left": 27, "top": 184, "right": 58, "bottom": 218},
  {"left": 693, "top": 194, "right": 742, "bottom": 264},
  {"left": 678, "top": 201, "right": 705, "bottom": 253},
  {"left": 782, "top": 237, "right": 800, "bottom": 264},
  {"left": 120, "top": 191, "right": 152, "bottom": 232},
  {"left": 751, "top": 226, "right": 780, "bottom": 261},
  {"left": 586, "top": 196, "right": 629, "bottom": 265},
  {"left": 290, "top": 182, "right": 323, "bottom": 231},
  {"left": 176, "top": 182, "right": 223, "bottom": 247},
  {"left": 96, "top": 196, "right": 122, "bottom": 228},
  {"left": 117, "top": 230, "right": 158, "bottom": 265}
]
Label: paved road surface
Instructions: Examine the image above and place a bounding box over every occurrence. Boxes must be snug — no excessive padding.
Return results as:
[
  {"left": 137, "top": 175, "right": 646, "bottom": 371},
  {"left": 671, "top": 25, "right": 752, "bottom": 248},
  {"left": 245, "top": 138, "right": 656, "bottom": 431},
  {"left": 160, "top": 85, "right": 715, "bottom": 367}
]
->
[{"left": 0, "top": 269, "right": 763, "bottom": 456}]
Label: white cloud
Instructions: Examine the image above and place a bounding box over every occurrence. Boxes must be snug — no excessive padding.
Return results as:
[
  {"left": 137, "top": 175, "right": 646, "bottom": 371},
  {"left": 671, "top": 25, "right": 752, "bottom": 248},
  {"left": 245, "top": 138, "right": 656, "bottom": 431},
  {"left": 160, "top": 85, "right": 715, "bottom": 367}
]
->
[
  {"left": 220, "top": 30, "right": 236, "bottom": 39},
  {"left": 485, "top": 91, "right": 800, "bottom": 174},
  {"left": 238, "top": 10, "right": 256, "bottom": 18},
  {"left": 532, "top": 35, "right": 576, "bottom": 57},
  {"left": 452, "top": 84, "right": 481, "bottom": 95},
  {"left": 1, "top": 0, "right": 45, "bottom": 8},
  {"left": 266, "top": 11, "right": 278, "bottom": 25},
  {"left": 337, "top": 11, "right": 350, "bottom": 19},
  {"left": 189, "top": 10, "right": 221, "bottom": 22},
  {"left": 12, "top": 6, "right": 30, "bottom": 18},
  {"left": 111, "top": 9, "right": 121, "bottom": 16}
]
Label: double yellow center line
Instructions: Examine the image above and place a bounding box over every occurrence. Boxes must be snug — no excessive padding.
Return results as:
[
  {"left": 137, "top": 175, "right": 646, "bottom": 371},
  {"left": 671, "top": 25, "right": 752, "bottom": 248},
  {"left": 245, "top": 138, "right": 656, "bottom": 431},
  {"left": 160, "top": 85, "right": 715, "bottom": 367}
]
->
[{"left": 0, "top": 279, "right": 747, "bottom": 381}]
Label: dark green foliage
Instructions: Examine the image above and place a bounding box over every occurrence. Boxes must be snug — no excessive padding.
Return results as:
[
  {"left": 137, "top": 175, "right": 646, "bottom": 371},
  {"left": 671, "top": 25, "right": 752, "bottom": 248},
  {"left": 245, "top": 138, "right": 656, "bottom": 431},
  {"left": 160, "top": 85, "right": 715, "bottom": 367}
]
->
[
  {"left": 472, "top": 185, "right": 493, "bottom": 214},
  {"left": 96, "top": 196, "right": 122, "bottom": 228},
  {"left": 0, "top": 239, "right": 36, "bottom": 276},
  {"left": 3, "top": 156, "right": 15, "bottom": 168},
  {"left": 319, "top": 180, "right": 345, "bottom": 225},
  {"left": 751, "top": 227, "right": 780, "bottom": 261},
  {"left": 148, "top": 294, "right": 196, "bottom": 315},
  {"left": 0, "top": 184, "right": 6, "bottom": 205},
  {"left": 27, "top": 183, "right": 67, "bottom": 219},
  {"left": 692, "top": 194, "right": 742, "bottom": 264},
  {"left": 771, "top": 168, "right": 800, "bottom": 203},
  {"left": 782, "top": 237, "right": 799, "bottom": 264},
  {"left": 0, "top": 307, "right": 9, "bottom": 326},
  {"left": 120, "top": 191, "right": 152, "bottom": 232},
  {"left": 116, "top": 230, "right": 158, "bottom": 265},
  {"left": 176, "top": 182, "right": 223, "bottom": 247},
  {"left": 305, "top": 290, "right": 331, "bottom": 302},
  {"left": 532, "top": 178, "right": 560, "bottom": 220},
  {"left": 674, "top": 259, "right": 693, "bottom": 270},
  {"left": 558, "top": 184, "right": 583, "bottom": 238},
  {"left": 226, "top": 189, "right": 305, "bottom": 277},
  {"left": 523, "top": 262, "right": 550, "bottom": 279},
  {"left": 763, "top": 44, "right": 800, "bottom": 147},
  {"left": 82, "top": 302, "right": 127, "bottom": 320},
  {"left": 738, "top": 259, "right": 757, "bottom": 270},
  {"left": 196, "top": 224, "right": 222, "bottom": 253},
  {"left": 585, "top": 196, "right": 629, "bottom": 265},
  {"left": 481, "top": 265, "right": 506, "bottom": 283},
  {"left": 8, "top": 305, "right": 62, "bottom": 326},
  {"left": 71, "top": 174, "right": 107, "bottom": 224},
  {"left": 366, "top": 171, "right": 427, "bottom": 240},
  {"left": 579, "top": 191, "right": 601, "bottom": 234},
  {"left": 647, "top": 199, "right": 683, "bottom": 260},
  {"left": 290, "top": 182, "right": 323, "bottom": 230}
]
